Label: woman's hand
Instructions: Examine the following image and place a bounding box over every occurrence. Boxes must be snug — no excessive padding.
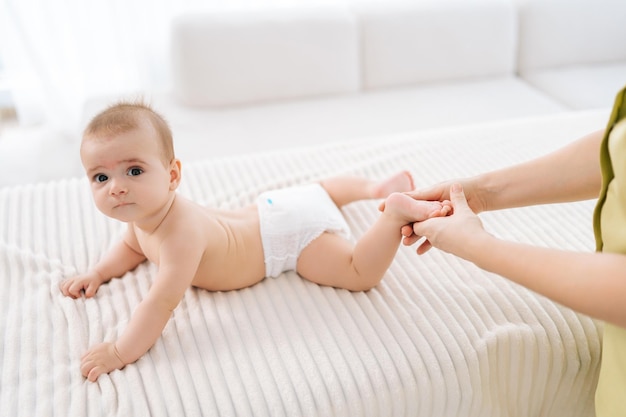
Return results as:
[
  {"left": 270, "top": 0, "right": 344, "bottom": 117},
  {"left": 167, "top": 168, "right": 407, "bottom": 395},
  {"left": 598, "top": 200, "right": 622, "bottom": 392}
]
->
[{"left": 408, "top": 184, "right": 488, "bottom": 257}]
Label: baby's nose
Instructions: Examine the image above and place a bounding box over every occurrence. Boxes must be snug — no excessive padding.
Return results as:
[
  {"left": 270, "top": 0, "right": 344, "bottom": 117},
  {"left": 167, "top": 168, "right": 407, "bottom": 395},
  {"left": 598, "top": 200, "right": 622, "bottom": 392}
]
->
[{"left": 109, "top": 179, "right": 128, "bottom": 195}]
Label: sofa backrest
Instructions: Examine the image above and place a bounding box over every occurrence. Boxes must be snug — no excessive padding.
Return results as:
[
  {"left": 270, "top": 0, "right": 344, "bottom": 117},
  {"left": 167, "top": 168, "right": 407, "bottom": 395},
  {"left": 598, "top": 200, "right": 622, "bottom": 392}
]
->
[
  {"left": 355, "top": 0, "right": 518, "bottom": 90},
  {"left": 170, "top": 1, "right": 520, "bottom": 107},
  {"left": 171, "top": 6, "right": 360, "bottom": 107},
  {"left": 516, "top": 0, "right": 626, "bottom": 73}
]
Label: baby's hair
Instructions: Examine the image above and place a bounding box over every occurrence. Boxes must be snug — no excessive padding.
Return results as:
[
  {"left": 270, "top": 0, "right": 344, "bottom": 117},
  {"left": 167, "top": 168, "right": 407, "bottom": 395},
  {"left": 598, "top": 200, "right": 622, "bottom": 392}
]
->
[{"left": 83, "top": 98, "right": 175, "bottom": 164}]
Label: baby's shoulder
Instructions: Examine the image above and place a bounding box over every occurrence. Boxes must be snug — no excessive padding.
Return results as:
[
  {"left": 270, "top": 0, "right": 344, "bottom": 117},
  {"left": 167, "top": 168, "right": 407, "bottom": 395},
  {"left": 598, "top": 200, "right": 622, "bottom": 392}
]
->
[
  {"left": 171, "top": 197, "right": 210, "bottom": 224},
  {"left": 168, "top": 202, "right": 222, "bottom": 240}
]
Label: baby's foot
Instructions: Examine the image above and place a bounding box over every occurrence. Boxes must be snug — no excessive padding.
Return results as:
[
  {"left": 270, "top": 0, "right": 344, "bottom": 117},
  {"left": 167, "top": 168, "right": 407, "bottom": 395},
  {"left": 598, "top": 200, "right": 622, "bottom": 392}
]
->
[
  {"left": 384, "top": 192, "right": 450, "bottom": 222},
  {"left": 371, "top": 171, "right": 414, "bottom": 199}
]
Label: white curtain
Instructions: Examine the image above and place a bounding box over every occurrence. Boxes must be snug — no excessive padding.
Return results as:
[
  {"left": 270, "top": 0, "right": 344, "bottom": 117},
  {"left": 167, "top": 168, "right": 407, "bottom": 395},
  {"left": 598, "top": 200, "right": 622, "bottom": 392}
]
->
[
  {"left": 1, "top": 0, "right": 180, "bottom": 131},
  {"left": 2, "top": 0, "right": 323, "bottom": 133}
]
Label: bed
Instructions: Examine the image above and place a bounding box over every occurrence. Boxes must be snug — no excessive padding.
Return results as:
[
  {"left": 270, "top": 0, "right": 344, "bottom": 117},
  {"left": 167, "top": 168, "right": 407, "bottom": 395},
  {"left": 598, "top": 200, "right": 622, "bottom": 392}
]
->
[{"left": 0, "top": 109, "right": 608, "bottom": 417}]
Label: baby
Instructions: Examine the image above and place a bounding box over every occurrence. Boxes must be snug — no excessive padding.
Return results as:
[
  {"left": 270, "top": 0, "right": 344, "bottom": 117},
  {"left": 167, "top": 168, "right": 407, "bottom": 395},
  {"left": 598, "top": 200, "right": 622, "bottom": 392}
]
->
[{"left": 60, "top": 101, "right": 450, "bottom": 381}]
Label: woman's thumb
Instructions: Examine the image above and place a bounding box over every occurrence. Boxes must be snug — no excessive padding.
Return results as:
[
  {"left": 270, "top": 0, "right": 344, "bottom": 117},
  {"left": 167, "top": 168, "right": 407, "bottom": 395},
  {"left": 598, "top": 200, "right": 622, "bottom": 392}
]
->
[{"left": 450, "top": 183, "right": 469, "bottom": 211}]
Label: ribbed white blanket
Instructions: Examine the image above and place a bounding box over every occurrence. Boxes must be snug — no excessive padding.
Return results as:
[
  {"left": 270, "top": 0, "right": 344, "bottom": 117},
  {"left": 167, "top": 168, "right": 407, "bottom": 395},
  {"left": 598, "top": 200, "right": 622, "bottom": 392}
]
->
[{"left": 0, "top": 110, "right": 608, "bottom": 417}]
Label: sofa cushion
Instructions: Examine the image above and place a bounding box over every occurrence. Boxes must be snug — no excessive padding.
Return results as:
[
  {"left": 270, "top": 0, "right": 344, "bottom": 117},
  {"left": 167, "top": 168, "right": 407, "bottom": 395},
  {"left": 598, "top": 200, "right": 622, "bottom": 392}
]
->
[
  {"left": 516, "top": 0, "right": 626, "bottom": 72},
  {"left": 82, "top": 76, "right": 566, "bottom": 170},
  {"left": 170, "top": 6, "right": 360, "bottom": 107},
  {"left": 355, "top": 0, "right": 517, "bottom": 89},
  {"left": 522, "top": 63, "right": 626, "bottom": 110}
]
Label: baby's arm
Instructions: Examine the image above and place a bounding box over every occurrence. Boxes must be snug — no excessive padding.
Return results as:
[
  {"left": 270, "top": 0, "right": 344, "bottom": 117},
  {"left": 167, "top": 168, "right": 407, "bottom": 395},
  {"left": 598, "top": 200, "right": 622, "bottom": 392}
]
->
[
  {"left": 80, "top": 237, "right": 204, "bottom": 381},
  {"left": 60, "top": 227, "right": 146, "bottom": 298}
]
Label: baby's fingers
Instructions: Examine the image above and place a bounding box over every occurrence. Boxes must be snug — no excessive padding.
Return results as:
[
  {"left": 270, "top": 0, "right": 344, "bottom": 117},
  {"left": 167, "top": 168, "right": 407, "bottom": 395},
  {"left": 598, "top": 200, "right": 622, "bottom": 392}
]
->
[
  {"left": 59, "top": 279, "right": 79, "bottom": 298},
  {"left": 84, "top": 281, "right": 100, "bottom": 298},
  {"left": 87, "top": 366, "right": 105, "bottom": 382},
  {"left": 65, "top": 278, "right": 92, "bottom": 298},
  {"left": 80, "top": 357, "right": 102, "bottom": 382},
  {"left": 69, "top": 281, "right": 87, "bottom": 298},
  {"left": 59, "top": 280, "right": 70, "bottom": 296}
]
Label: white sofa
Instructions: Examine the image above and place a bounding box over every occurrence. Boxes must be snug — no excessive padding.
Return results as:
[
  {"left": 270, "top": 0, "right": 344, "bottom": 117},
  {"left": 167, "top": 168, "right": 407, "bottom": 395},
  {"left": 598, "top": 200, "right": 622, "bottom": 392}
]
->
[
  {"left": 79, "top": 0, "right": 625, "bottom": 167},
  {"left": 516, "top": 0, "right": 626, "bottom": 109},
  {"left": 2, "top": 0, "right": 624, "bottom": 187}
]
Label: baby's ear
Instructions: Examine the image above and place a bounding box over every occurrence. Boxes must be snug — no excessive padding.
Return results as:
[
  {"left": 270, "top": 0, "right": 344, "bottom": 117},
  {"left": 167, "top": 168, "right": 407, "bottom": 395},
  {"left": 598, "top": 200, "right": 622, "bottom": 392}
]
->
[{"left": 169, "top": 159, "right": 182, "bottom": 190}]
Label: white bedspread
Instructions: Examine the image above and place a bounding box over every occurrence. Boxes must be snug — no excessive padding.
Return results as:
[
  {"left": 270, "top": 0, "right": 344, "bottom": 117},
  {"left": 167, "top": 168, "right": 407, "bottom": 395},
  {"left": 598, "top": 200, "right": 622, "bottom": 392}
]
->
[{"left": 0, "top": 110, "right": 609, "bottom": 417}]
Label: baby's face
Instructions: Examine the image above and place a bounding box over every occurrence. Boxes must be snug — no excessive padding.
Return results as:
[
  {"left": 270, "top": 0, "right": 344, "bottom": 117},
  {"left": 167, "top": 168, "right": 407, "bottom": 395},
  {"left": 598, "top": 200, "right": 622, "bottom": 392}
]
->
[{"left": 80, "top": 125, "right": 175, "bottom": 223}]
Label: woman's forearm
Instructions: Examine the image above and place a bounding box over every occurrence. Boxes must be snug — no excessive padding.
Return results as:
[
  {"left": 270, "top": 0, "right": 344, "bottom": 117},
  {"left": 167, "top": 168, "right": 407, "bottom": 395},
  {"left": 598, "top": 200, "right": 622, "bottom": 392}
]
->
[
  {"left": 477, "top": 129, "right": 604, "bottom": 211},
  {"left": 467, "top": 233, "right": 626, "bottom": 327}
]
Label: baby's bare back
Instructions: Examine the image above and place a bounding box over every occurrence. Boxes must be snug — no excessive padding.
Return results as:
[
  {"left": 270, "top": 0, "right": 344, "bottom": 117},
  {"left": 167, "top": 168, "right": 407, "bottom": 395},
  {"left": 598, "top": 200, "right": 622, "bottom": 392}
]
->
[
  {"left": 192, "top": 204, "right": 267, "bottom": 291},
  {"left": 133, "top": 197, "right": 267, "bottom": 291}
]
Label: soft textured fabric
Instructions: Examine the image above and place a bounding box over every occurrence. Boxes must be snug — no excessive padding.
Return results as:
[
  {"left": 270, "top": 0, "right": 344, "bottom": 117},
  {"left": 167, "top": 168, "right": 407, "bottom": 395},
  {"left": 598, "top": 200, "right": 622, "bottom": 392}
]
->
[
  {"left": 593, "top": 87, "right": 626, "bottom": 417},
  {"left": 257, "top": 183, "right": 350, "bottom": 278},
  {"left": 0, "top": 111, "right": 606, "bottom": 417}
]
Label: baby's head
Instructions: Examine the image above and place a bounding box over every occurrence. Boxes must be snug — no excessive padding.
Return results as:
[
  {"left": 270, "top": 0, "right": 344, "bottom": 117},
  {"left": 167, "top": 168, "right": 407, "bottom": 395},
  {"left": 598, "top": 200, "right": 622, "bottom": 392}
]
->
[
  {"left": 82, "top": 100, "right": 174, "bottom": 165},
  {"left": 80, "top": 100, "right": 182, "bottom": 223}
]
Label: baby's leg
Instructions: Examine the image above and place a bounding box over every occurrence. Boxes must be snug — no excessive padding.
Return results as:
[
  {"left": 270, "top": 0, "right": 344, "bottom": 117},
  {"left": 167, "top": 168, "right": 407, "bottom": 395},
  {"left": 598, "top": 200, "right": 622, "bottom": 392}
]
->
[
  {"left": 296, "top": 194, "right": 447, "bottom": 291},
  {"left": 320, "top": 171, "right": 414, "bottom": 208},
  {"left": 383, "top": 192, "right": 450, "bottom": 222}
]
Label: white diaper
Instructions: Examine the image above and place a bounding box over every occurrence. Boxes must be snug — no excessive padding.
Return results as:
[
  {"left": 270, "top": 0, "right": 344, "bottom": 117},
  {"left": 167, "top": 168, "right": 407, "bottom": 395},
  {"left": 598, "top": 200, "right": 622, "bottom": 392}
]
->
[{"left": 257, "top": 183, "right": 351, "bottom": 278}]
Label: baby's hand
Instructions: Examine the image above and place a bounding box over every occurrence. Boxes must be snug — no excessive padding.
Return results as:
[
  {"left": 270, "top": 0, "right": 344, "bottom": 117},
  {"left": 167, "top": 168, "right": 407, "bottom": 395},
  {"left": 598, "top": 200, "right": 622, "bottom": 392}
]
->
[
  {"left": 81, "top": 342, "right": 125, "bottom": 382},
  {"left": 59, "top": 270, "right": 104, "bottom": 298}
]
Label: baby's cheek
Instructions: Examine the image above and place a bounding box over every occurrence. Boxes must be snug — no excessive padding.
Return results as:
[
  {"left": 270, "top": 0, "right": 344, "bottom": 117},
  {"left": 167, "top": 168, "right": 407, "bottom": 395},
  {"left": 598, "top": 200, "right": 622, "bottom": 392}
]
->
[{"left": 94, "top": 196, "right": 111, "bottom": 215}]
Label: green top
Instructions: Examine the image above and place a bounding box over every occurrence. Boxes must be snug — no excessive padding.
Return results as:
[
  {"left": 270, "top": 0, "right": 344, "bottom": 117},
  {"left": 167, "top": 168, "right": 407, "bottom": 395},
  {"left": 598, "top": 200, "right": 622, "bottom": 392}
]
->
[
  {"left": 593, "top": 86, "right": 626, "bottom": 251},
  {"left": 592, "top": 85, "right": 626, "bottom": 417}
]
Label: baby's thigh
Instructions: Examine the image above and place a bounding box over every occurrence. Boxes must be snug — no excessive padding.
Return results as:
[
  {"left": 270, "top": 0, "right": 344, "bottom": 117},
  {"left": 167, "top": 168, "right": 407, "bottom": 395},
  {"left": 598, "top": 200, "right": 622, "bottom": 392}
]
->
[{"left": 296, "top": 233, "right": 359, "bottom": 288}]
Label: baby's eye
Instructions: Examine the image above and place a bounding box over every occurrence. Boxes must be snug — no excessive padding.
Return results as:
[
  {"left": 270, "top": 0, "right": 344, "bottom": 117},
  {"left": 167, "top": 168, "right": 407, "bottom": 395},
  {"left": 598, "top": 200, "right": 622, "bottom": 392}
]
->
[
  {"left": 94, "top": 174, "right": 108, "bottom": 183},
  {"left": 127, "top": 167, "right": 143, "bottom": 176}
]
